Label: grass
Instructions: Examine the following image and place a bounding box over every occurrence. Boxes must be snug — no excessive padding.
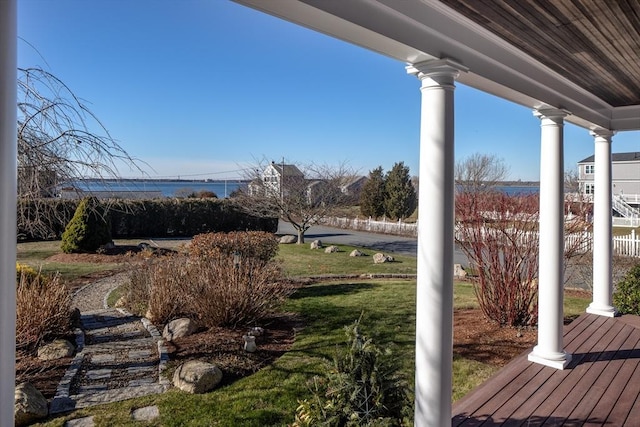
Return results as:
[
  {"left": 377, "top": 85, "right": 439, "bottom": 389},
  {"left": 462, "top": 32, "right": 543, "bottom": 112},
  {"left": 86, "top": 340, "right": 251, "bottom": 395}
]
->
[{"left": 276, "top": 243, "right": 416, "bottom": 276}]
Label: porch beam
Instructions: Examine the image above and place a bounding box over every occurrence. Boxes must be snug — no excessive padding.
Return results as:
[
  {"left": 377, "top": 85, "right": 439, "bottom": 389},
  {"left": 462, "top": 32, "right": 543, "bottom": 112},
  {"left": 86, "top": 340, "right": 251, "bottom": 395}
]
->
[
  {"left": 587, "top": 129, "right": 616, "bottom": 317},
  {"left": 407, "top": 58, "right": 467, "bottom": 427},
  {"left": 0, "top": 0, "right": 17, "bottom": 424},
  {"left": 528, "top": 108, "right": 572, "bottom": 370}
]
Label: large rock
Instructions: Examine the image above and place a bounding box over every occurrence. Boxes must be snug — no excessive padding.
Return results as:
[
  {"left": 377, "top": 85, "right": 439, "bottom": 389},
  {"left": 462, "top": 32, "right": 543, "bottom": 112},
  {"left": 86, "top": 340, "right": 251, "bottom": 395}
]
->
[
  {"left": 349, "top": 249, "right": 365, "bottom": 257},
  {"left": 37, "top": 339, "right": 74, "bottom": 361},
  {"left": 163, "top": 318, "right": 198, "bottom": 342},
  {"left": 14, "top": 382, "right": 48, "bottom": 427},
  {"left": 310, "top": 239, "right": 322, "bottom": 249},
  {"left": 173, "top": 361, "right": 223, "bottom": 394},
  {"left": 324, "top": 245, "right": 339, "bottom": 253},
  {"left": 279, "top": 235, "right": 297, "bottom": 244},
  {"left": 373, "top": 253, "right": 394, "bottom": 264},
  {"left": 454, "top": 264, "right": 467, "bottom": 278}
]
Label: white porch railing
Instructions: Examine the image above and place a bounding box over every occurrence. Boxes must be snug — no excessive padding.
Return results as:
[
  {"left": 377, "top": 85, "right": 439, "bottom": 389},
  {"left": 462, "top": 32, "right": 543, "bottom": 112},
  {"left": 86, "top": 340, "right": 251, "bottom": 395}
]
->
[{"left": 612, "top": 194, "right": 640, "bottom": 218}]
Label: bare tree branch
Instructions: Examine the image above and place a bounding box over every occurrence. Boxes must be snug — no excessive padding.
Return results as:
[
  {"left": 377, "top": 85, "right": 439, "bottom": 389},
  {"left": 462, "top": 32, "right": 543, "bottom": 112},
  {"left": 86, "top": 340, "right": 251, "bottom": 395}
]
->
[{"left": 17, "top": 66, "right": 145, "bottom": 239}]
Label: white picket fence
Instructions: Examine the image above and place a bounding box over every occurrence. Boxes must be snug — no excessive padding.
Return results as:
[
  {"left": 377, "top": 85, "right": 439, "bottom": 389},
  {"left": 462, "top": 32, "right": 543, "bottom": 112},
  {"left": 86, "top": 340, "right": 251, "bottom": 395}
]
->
[
  {"left": 322, "top": 217, "right": 418, "bottom": 236},
  {"left": 323, "top": 217, "right": 640, "bottom": 258}
]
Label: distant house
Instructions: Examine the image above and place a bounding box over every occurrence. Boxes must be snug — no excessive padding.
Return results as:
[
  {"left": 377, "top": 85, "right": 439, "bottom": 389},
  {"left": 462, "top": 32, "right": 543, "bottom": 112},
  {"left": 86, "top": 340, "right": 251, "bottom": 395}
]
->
[
  {"left": 577, "top": 152, "right": 640, "bottom": 202},
  {"left": 248, "top": 161, "right": 305, "bottom": 197},
  {"left": 339, "top": 175, "right": 368, "bottom": 201}
]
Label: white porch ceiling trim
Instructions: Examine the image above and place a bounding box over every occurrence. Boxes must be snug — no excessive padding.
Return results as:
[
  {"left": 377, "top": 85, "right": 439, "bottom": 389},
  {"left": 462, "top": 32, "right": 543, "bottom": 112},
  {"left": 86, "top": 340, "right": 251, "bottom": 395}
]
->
[{"left": 233, "top": 0, "right": 640, "bottom": 132}]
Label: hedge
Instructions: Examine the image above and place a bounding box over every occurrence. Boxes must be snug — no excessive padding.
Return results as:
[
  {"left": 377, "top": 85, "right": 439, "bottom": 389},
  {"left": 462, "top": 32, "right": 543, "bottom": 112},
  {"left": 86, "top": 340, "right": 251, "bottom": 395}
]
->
[{"left": 18, "top": 198, "right": 278, "bottom": 241}]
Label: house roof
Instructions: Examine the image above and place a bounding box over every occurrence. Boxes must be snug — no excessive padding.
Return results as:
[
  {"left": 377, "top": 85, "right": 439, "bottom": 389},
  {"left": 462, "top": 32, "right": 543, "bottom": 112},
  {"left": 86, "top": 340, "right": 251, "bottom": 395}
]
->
[
  {"left": 233, "top": 0, "right": 640, "bottom": 132},
  {"left": 269, "top": 162, "right": 304, "bottom": 177},
  {"left": 577, "top": 151, "right": 640, "bottom": 164}
]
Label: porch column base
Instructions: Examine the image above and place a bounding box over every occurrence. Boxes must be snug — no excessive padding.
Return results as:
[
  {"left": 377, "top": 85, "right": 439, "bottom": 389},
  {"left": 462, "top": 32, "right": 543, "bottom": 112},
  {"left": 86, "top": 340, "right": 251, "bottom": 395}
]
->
[
  {"left": 528, "top": 347, "right": 572, "bottom": 370},
  {"left": 586, "top": 303, "right": 617, "bottom": 317}
]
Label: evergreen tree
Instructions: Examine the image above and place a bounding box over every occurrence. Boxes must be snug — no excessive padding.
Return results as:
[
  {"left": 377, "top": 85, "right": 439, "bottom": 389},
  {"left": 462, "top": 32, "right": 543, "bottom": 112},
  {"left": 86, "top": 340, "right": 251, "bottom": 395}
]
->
[
  {"left": 359, "top": 166, "right": 386, "bottom": 218},
  {"left": 61, "top": 197, "right": 112, "bottom": 253},
  {"left": 384, "top": 162, "right": 417, "bottom": 220}
]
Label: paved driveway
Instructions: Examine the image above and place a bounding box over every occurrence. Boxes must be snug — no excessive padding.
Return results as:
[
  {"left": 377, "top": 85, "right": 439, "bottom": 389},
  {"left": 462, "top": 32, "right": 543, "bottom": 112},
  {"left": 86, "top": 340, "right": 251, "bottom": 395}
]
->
[{"left": 277, "top": 221, "right": 469, "bottom": 265}]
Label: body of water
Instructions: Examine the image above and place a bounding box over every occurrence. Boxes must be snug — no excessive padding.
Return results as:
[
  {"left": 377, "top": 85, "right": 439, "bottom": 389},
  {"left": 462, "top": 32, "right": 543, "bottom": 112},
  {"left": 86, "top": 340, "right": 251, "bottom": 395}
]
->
[
  {"left": 499, "top": 185, "right": 539, "bottom": 195},
  {"left": 66, "top": 180, "right": 537, "bottom": 199},
  {"left": 68, "top": 179, "right": 248, "bottom": 198}
]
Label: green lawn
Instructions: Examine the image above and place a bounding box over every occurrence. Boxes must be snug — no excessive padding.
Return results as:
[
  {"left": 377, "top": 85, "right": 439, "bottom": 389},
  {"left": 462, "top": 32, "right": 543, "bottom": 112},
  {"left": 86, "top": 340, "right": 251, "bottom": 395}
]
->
[
  {"left": 21, "top": 238, "right": 591, "bottom": 426},
  {"left": 277, "top": 243, "right": 417, "bottom": 276}
]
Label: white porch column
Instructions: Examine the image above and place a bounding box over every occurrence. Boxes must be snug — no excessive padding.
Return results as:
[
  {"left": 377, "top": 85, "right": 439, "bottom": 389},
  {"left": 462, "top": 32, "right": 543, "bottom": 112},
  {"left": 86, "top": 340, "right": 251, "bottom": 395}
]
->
[
  {"left": 407, "top": 58, "right": 467, "bottom": 427},
  {"left": 0, "top": 0, "right": 17, "bottom": 425},
  {"left": 528, "top": 108, "right": 572, "bottom": 370},
  {"left": 587, "top": 129, "right": 616, "bottom": 317}
]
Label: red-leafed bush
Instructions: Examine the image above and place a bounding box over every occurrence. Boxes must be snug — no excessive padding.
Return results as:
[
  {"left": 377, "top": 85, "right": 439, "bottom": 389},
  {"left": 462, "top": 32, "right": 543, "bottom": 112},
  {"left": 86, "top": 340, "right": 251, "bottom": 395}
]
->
[{"left": 188, "top": 231, "right": 279, "bottom": 261}]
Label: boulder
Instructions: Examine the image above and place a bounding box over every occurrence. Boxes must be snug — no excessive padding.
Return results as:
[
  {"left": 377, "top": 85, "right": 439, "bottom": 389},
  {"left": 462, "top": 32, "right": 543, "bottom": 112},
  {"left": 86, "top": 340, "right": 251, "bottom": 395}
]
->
[
  {"left": 279, "top": 235, "right": 297, "bottom": 244},
  {"left": 373, "top": 253, "right": 394, "bottom": 264},
  {"left": 453, "top": 264, "right": 467, "bottom": 278},
  {"left": 173, "top": 361, "right": 223, "bottom": 394},
  {"left": 163, "top": 318, "right": 198, "bottom": 342},
  {"left": 14, "top": 382, "right": 48, "bottom": 427},
  {"left": 324, "top": 245, "right": 339, "bottom": 253},
  {"left": 37, "top": 339, "right": 74, "bottom": 361},
  {"left": 349, "top": 249, "right": 365, "bottom": 257},
  {"left": 310, "top": 239, "right": 322, "bottom": 249}
]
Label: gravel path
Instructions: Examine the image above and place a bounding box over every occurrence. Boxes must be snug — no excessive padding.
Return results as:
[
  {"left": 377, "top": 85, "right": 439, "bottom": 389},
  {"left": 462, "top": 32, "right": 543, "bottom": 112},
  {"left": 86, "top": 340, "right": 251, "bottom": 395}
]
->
[{"left": 72, "top": 272, "right": 130, "bottom": 312}]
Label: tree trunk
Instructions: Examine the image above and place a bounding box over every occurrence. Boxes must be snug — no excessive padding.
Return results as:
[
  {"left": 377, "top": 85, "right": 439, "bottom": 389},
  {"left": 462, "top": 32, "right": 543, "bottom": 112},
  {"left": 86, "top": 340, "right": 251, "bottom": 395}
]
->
[{"left": 296, "top": 228, "right": 305, "bottom": 244}]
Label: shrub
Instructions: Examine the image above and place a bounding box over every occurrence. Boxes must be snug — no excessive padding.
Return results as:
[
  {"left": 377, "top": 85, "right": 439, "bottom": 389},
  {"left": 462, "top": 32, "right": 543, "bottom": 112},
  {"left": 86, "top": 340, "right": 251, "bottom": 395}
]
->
[
  {"left": 188, "top": 231, "right": 279, "bottom": 261},
  {"left": 16, "top": 262, "right": 38, "bottom": 284},
  {"left": 613, "top": 263, "right": 640, "bottom": 315},
  {"left": 293, "top": 317, "right": 411, "bottom": 426},
  {"left": 61, "top": 197, "right": 111, "bottom": 253},
  {"left": 16, "top": 270, "right": 72, "bottom": 352},
  {"left": 126, "top": 245, "right": 289, "bottom": 327}
]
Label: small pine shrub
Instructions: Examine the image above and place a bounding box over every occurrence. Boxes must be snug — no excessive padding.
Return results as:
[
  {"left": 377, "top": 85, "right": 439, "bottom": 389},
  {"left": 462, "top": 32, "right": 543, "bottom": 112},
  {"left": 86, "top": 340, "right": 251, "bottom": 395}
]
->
[
  {"left": 613, "top": 263, "right": 640, "bottom": 315},
  {"left": 16, "top": 270, "right": 72, "bottom": 352},
  {"left": 293, "top": 317, "right": 411, "bottom": 426},
  {"left": 61, "top": 197, "right": 112, "bottom": 253}
]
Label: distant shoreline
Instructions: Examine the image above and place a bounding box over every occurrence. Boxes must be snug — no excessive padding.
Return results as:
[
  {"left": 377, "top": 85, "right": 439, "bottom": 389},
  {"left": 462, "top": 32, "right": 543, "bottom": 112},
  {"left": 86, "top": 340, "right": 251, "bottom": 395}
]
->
[{"left": 75, "top": 178, "right": 250, "bottom": 184}]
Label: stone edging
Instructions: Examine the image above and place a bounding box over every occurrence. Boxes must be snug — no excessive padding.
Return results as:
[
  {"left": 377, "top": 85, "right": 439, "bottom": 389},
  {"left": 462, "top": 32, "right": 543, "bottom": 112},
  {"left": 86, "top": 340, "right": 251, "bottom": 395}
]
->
[{"left": 50, "top": 327, "right": 85, "bottom": 414}]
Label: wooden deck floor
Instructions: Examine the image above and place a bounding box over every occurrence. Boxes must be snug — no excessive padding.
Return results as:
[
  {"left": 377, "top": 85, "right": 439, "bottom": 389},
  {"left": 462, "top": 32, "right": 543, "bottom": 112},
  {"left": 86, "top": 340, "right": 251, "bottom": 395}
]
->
[{"left": 452, "top": 313, "right": 640, "bottom": 426}]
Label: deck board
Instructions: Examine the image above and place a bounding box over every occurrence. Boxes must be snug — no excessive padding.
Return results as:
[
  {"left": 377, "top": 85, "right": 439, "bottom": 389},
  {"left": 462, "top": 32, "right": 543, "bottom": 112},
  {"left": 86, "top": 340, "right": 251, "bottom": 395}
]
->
[{"left": 452, "top": 313, "right": 640, "bottom": 426}]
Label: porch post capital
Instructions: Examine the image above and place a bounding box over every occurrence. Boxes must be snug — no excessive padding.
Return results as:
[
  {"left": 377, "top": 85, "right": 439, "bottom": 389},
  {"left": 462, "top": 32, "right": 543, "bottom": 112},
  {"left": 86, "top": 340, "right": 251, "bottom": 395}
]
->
[
  {"left": 589, "top": 128, "right": 615, "bottom": 141},
  {"left": 533, "top": 108, "right": 570, "bottom": 124},
  {"left": 406, "top": 58, "right": 468, "bottom": 86}
]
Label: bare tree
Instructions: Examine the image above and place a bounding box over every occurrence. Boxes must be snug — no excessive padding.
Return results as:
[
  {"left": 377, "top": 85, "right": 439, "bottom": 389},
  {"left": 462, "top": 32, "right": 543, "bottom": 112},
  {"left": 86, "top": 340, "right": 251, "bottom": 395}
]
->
[
  {"left": 564, "top": 168, "right": 580, "bottom": 193},
  {"left": 17, "top": 67, "right": 143, "bottom": 239},
  {"left": 455, "top": 153, "right": 509, "bottom": 193},
  {"left": 239, "top": 160, "right": 354, "bottom": 244}
]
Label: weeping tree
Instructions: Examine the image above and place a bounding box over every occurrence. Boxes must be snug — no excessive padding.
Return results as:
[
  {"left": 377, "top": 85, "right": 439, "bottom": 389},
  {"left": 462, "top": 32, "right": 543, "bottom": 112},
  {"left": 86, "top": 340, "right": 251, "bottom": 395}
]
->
[
  {"left": 238, "top": 160, "right": 354, "bottom": 244},
  {"left": 17, "top": 67, "right": 142, "bottom": 239}
]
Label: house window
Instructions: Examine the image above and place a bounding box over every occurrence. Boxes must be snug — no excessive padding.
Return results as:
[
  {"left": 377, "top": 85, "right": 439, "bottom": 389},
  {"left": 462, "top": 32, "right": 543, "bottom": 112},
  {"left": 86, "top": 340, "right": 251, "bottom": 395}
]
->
[
  {"left": 585, "top": 164, "right": 594, "bottom": 174},
  {"left": 585, "top": 183, "right": 595, "bottom": 195}
]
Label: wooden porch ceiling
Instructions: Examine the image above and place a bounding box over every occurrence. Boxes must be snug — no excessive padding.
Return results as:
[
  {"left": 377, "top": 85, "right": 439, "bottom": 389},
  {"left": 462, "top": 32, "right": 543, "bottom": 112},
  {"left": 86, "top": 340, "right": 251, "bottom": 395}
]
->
[
  {"left": 440, "top": 0, "right": 640, "bottom": 108},
  {"left": 233, "top": 0, "right": 640, "bottom": 131}
]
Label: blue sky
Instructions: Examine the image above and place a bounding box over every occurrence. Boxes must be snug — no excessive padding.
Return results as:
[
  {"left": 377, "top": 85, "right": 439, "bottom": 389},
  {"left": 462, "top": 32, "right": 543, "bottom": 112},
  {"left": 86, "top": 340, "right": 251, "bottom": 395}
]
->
[{"left": 18, "top": 0, "right": 639, "bottom": 181}]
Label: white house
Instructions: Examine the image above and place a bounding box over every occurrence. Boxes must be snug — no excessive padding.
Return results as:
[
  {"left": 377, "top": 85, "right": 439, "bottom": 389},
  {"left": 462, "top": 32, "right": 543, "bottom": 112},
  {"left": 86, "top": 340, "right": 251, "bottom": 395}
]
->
[
  {"left": 578, "top": 152, "right": 640, "bottom": 204},
  {"left": 248, "top": 161, "right": 304, "bottom": 198}
]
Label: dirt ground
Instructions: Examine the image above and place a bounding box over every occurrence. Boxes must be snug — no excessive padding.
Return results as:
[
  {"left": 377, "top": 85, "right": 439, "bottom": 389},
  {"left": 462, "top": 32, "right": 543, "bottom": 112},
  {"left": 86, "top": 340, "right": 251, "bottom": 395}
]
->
[{"left": 17, "top": 247, "right": 551, "bottom": 400}]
